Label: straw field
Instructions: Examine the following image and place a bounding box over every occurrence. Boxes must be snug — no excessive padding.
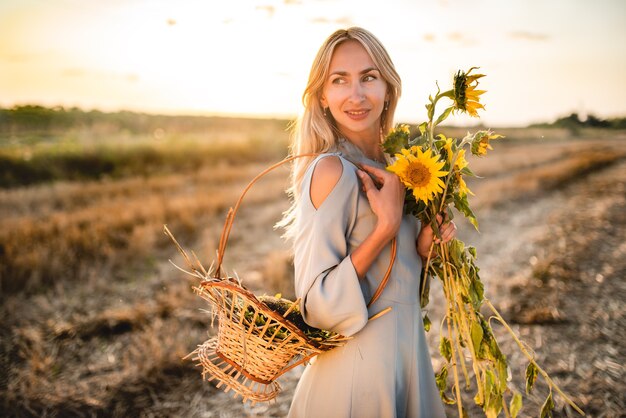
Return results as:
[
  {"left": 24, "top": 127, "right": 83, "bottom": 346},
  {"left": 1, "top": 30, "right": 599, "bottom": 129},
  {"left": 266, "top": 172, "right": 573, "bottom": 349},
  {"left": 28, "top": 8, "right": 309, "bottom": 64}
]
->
[{"left": 1, "top": 123, "right": 625, "bottom": 417}]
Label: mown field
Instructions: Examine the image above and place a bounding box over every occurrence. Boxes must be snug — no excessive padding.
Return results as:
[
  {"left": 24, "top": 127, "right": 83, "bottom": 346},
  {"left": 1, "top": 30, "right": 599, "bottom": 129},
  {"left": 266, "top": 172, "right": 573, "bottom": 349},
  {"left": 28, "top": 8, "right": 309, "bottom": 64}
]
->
[{"left": 1, "top": 121, "right": 625, "bottom": 417}]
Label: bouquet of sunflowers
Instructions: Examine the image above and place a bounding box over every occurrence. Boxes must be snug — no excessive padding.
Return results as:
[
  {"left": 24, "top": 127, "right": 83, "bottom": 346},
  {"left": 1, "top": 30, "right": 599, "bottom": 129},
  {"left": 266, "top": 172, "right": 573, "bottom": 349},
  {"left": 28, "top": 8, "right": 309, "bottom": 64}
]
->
[{"left": 382, "top": 68, "right": 583, "bottom": 418}]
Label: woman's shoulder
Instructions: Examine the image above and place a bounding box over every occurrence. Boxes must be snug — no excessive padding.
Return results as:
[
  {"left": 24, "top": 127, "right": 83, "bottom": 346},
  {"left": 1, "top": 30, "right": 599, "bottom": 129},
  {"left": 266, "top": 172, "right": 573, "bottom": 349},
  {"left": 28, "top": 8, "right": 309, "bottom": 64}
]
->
[{"left": 308, "top": 154, "right": 359, "bottom": 209}]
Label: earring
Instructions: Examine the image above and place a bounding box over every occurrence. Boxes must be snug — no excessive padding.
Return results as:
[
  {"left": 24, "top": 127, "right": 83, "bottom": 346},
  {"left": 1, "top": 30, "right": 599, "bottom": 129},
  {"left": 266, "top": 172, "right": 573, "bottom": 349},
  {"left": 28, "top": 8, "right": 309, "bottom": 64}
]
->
[
  {"left": 384, "top": 101, "right": 389, "bottom": 111},
  {"left": 323, "top": 107, "right": 328, "bottom": 116}
]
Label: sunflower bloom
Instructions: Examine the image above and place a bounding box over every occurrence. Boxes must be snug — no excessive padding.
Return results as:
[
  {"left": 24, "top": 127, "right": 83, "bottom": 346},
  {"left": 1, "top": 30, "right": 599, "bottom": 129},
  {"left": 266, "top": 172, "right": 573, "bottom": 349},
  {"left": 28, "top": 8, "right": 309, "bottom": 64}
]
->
[
  {"left": 387, "top": 146, "right": 448, "bottom": 204},
  {"left": 471, "top": 131, "right": 504, "bottom": 156},
  {"left": 457, "top": 172, "right": 474, "bottom": 196},
  {"left": 442, "top": 137, "right": 473, "bottom": 196},
  {"left": 442, "top": 137, "right": 469, "bottom": 170},
  {"left": 453, "top": 67, "right": 486, "bottom": 117}
]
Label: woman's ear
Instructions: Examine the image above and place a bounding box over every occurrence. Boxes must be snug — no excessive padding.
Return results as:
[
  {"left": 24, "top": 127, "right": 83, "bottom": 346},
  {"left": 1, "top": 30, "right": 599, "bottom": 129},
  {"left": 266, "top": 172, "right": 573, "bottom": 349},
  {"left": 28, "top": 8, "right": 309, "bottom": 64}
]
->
[{"left": 320, "top": 97, "right": 327, "bottom": 108}]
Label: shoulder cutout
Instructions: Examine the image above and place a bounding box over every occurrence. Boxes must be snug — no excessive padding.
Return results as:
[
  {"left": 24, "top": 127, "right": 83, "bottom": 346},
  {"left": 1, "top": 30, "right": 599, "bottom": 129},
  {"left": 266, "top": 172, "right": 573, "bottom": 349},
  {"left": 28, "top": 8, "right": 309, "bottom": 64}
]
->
[{"left": 310, "top": 156, "right": 343, "bottom": 209}]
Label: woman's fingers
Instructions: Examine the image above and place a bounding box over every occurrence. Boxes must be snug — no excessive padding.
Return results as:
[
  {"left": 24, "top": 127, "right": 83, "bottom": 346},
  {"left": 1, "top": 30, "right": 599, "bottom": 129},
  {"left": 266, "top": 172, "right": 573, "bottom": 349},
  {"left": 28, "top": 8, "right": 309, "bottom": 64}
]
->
[
  {"left": 360, "top": 164, "right": 391, "bottom": 184},
  {"left": 356, "top": 170, "right": 378, "bottom": 197},
  {"left": 440, "top": 222, "right": 457, "bottom": 243},
  {"left": 435, "top": 221, "right": 457, "bottom": 244}
]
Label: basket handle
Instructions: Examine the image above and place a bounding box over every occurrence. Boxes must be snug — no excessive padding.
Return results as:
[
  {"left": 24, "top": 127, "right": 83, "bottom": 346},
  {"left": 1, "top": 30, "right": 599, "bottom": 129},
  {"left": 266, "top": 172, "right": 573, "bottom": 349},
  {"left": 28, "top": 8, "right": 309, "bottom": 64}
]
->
[{"left": 214, "top": 153, "right": 396, "bottom": 307}]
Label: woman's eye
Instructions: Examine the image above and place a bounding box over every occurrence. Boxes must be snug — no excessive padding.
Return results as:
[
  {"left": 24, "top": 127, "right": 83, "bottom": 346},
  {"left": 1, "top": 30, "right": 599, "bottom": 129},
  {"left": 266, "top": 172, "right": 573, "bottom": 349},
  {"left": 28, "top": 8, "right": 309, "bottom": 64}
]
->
[
  {"left": 363, "top": 74, "right": 376, "bottom": 82},
  {"left": 331, "top": 77, "right": 346, "bottom": 85}
]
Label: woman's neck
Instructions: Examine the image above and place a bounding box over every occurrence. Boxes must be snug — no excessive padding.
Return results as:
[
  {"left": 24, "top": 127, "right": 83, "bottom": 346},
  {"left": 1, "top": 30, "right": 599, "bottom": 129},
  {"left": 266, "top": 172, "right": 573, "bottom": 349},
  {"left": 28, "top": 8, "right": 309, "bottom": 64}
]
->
[
  {"left": 338, "top": 134, "right": 386, "bottom": 164},
  {"left": 346, "top": 136, "right": 385, "bottom": 162}
]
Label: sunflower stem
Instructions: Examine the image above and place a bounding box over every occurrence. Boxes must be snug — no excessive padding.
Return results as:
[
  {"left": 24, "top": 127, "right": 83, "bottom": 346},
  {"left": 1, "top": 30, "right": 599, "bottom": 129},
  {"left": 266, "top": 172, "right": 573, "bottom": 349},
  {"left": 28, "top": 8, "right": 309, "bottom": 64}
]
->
[
  {"left": 483, "top": 299, "right": 584, "bottom": 416},
  {"left": 441, "top": 243, "right": 464, "bottom": 417}
]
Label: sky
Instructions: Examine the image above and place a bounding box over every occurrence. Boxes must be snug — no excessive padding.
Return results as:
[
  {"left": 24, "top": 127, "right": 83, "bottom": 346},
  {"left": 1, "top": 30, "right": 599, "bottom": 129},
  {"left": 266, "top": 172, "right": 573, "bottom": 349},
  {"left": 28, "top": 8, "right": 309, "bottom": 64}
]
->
[{"left": 1, "top": 0, "right": 625, "bottom": 127}]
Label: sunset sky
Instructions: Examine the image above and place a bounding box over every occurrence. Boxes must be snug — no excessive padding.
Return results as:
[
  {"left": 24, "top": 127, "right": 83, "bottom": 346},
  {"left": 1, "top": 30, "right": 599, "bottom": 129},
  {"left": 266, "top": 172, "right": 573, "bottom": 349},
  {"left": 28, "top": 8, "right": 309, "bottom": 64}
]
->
[{"left": 1, "top": 0, "right": 625, "bottom": 127}]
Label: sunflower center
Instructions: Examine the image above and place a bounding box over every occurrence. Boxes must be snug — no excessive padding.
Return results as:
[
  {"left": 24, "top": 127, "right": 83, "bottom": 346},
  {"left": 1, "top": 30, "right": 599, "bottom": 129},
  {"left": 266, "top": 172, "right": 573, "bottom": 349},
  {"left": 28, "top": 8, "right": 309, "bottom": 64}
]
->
[{"left": 407, "top": 162, "right": 432, "bottom": 187}]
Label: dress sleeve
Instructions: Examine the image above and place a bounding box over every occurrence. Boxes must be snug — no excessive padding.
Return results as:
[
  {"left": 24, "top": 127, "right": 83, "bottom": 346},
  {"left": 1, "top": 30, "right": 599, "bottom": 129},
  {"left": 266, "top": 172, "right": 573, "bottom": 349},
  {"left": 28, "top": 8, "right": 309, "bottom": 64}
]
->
[{"left": 293, "top": 156, "right": 368, "bottom": 337}]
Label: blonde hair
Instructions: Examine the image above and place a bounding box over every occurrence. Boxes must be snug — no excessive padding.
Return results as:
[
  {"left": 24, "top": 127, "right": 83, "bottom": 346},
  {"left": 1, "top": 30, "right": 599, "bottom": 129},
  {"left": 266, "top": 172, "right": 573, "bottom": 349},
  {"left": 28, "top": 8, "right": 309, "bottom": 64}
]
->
[{"left": 278, "top": 27, "right": 402, "bottom": 237}]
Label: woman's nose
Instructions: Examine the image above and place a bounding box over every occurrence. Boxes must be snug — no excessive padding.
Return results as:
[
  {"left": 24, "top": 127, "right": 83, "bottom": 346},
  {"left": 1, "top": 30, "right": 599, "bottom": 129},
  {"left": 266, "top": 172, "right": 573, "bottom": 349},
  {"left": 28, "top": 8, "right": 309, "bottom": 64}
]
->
[{"left": 348, "top": 82, "right": 365, "bottom": 102}]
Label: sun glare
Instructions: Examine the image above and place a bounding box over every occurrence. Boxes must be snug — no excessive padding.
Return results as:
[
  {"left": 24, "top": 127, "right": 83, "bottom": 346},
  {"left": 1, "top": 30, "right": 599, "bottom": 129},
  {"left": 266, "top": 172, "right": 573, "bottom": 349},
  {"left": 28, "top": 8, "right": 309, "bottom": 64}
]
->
[{"left": 1, "top": 0, "right": 625, "bottom": 125}]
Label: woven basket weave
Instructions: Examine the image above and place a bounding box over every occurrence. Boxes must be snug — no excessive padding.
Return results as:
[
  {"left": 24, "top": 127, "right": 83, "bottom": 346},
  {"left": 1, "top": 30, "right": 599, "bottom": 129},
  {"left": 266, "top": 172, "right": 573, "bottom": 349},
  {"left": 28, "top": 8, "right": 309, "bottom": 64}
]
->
[{"left": 169, "top": 154, "right": 396, "bottom": 404}]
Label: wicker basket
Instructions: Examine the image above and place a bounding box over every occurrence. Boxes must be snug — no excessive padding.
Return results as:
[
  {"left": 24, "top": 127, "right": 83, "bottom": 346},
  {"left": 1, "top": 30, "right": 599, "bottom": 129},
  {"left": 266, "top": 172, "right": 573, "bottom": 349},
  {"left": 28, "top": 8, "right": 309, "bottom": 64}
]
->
[{"left": 167, "top": 154, "right": 396, "bottom": 403}]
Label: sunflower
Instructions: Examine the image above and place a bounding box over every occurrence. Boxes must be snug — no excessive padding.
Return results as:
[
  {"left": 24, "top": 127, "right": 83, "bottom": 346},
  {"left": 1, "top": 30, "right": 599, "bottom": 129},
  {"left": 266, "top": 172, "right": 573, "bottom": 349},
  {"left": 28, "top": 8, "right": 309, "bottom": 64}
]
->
[
  {"left": 442, "top": 137, "right": 473, "bottom": 196},
  {"left": 442, "top": 137, "right": 469, "bottom": 170},
  {"left": 387, "top": 146, "right": 448, "bottom": 204},
  {"left": 471, "top": 131, "right": 504, "bottom": 156},
  {"left": 453, "top": 67, "right": 486, "bottom": 117}
]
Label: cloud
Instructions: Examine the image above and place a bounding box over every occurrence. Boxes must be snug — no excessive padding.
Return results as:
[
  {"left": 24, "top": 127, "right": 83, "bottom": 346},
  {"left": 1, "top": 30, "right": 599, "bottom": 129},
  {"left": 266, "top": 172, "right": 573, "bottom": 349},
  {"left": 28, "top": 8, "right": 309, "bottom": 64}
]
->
[
  {"left": 509, "top": 31, "right": 550, "bottom": 41},
  {"left": 0, "top": 53, "right": 42, "bottom": 63},
  {"left": 256, "top": 5, "right": 275, "bottom": 17},
  {"left": 447, "top": 32, "right": 479, "bottom": 46},
  {"left": 311, "top": 16, "right": 353, "bottom": 26},
  {"left": 62, "top": 68, "right": 139, "bottom": 83}
]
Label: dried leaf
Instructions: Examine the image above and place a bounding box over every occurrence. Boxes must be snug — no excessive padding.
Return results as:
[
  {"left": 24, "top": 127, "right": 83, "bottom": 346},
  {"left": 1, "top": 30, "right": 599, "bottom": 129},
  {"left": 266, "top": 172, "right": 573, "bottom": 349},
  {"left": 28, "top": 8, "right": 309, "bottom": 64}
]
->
[
  {"left": 439, "top": 336, "right": 452, "bottom": 362},
  {"left": 435, "top": 365, "right": 448, "bottom": 391},
  {"left": 470, "top": 319, "right": 484, "bottom": 350},
  {"left": 510, "top": 392, "right": 523, "bottom": 418},
  {"left": 540, "top": 392, "right": 554, "bottom": 418},
  {"left": 525, "top": 362, "right": 539, "bottom": 394},
  {"left": 496, "top": 356, "right": 509, "bottom": 392}
]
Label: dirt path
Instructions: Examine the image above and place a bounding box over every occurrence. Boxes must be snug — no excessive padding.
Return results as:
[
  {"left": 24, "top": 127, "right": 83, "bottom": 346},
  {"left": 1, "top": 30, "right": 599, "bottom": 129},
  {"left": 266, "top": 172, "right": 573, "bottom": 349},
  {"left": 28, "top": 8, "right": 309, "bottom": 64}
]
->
[
  {"left": 190, "top": 160, "right": 626, "bottom": 417},
  {"left": 3, "top": 142, "right": 624, "bottom": 417}
]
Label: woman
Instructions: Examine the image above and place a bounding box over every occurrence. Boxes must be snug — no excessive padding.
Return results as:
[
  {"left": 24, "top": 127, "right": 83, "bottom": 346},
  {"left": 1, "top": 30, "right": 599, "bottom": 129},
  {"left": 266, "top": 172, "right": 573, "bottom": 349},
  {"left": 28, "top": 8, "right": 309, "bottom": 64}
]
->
[{"left": 283, "top": 27, "right": 456, "bottom": 418}]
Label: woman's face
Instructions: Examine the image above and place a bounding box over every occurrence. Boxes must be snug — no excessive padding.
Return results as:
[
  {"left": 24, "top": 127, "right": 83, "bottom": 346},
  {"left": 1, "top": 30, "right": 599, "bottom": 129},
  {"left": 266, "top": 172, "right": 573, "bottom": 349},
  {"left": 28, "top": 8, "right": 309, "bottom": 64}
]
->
[{"left": 321, "top": 40, "right": 388, "bottom": 143}]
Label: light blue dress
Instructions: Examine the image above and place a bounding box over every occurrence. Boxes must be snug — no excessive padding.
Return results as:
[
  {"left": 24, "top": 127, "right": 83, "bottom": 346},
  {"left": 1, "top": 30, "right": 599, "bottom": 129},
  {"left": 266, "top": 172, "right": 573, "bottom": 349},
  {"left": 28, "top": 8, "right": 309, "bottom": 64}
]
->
[{"left": 288, "top": 145, "right": 446, "bottom": 418}]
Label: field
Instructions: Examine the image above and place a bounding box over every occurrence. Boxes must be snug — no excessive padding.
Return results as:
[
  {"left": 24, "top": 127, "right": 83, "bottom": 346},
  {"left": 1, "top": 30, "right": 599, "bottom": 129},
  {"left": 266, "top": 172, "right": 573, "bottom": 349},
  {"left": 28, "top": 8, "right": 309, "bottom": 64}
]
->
[{"left": 1, "top": 122, "right": 625, "bottom": 417}]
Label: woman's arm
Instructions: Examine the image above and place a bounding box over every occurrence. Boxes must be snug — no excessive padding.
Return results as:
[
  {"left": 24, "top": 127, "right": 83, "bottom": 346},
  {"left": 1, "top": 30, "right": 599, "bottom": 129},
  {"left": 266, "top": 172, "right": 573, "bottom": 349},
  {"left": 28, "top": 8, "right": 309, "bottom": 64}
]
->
[{"left": 311, "top": 159, "right": 404, "bottom": 279}]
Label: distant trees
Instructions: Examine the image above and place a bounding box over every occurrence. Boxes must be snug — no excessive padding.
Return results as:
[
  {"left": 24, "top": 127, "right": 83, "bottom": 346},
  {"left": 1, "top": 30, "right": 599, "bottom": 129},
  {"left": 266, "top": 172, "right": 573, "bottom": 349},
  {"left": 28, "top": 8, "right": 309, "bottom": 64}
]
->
[
  {"left": 532, "top": 112, "right": 626, "bottom": 129},
  {"left": 0, "top": 105, "right": 289, "bottom": 136}
]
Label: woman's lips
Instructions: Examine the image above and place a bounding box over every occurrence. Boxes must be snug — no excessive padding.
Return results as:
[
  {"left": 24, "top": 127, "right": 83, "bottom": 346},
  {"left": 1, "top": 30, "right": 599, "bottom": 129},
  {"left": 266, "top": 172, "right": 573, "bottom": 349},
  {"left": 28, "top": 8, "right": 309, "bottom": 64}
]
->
[{"left": 345, "top": 109, "right": 370, "bottom": 121}]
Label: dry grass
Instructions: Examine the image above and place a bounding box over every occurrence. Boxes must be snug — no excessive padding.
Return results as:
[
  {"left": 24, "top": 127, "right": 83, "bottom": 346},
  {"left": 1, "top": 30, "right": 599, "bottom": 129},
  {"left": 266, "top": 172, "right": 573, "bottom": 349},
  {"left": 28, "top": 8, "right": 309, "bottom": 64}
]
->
[
  {"left": 0, "top": 163, "right": 289, "bottom": 295},
  {"left": 469, "top": 142, "right": 626, "bottom": 209},
  {"left": 1, "top": 129, "right": 625, "bottom": 417}
]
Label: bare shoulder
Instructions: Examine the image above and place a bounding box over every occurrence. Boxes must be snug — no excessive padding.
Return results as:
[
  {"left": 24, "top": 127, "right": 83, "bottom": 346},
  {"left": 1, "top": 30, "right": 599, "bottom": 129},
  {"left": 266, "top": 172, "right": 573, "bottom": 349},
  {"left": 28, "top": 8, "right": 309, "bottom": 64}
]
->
[{"left": 310, "top": 156, "right": 344, "bottom": 209}]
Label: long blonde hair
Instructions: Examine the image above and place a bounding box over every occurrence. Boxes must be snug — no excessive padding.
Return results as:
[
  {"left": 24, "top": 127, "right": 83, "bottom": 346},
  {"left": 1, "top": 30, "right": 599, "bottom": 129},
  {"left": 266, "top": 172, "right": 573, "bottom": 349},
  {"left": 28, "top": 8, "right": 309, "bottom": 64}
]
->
[{"left": 278, "top": 27, "right": 402, "bottom": 237}]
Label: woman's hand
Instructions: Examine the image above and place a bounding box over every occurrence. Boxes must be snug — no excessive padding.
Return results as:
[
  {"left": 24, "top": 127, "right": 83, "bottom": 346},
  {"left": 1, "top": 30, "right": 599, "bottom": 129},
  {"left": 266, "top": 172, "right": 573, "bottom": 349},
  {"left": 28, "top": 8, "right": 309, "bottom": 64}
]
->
[
  {"left": 356, "top": 164, "right": 405, "bottom": 242},
  {"left": 417, "top": 213, "right": 457, "bottom": 259}
]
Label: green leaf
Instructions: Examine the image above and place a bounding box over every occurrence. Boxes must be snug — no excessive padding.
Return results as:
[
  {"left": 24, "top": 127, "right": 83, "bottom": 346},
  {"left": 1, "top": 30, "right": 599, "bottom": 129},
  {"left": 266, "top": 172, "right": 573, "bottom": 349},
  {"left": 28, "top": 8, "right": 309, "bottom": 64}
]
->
[
  {"left": 423, "top": 313, "right": 432, "bottom": 332},
  {"left": 496, "top": 356, "right": 509, "bottom": 392},
  {"left": 510, "top": 392, "right": 523, "bottom": 418},
  {"left": 439, "top": 336, "right": 452, "bottom": 362},
  {"left": 483, "top": 370, "right": 496, "bottom": 412},
  {"left": 441, "top": 392, "right": 456, "bottom": 405},
  {"left": 435, "top": 106, "right": 454, "bottom": 126},
  {"left": 382, "top": 125, "right": 410, "bottom": 155},
  {"left": 468, "top": 246, "right": 477, "bottom": 258},
  {"left": 470, "top": 320, "right": 484, "bottom": 351},
  {"left": 435, "top": 365, "right": 448, "bottom": 391},
  {"left": 540, "top": 392, "right": 554, "bottom": 418},
  {"left": 449, "top": 239, "right": 464, "bottom": 265},
  {"left": 420, "top": 269, "right": 431, "bottom": 308},
  {"left": 474, "top": 388, "right": 484, "bottom": 407},
  {"left": 485, "top": 370, "right": 503, "bottom": 418},
  {"left": 418, "top": 122, "right": 427, "bottom": 135},
  {"left": 453, "top": 192, "right": 479, "bottom": 231},
  {"left": 468, "top": 279, "right": 485, "bottom": 308},
  {"left": 525, "top": 362, "right": 539, "bottom": 394},
  {"left": 460, "top": 165, "right": 480, "bottom": 178}
]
